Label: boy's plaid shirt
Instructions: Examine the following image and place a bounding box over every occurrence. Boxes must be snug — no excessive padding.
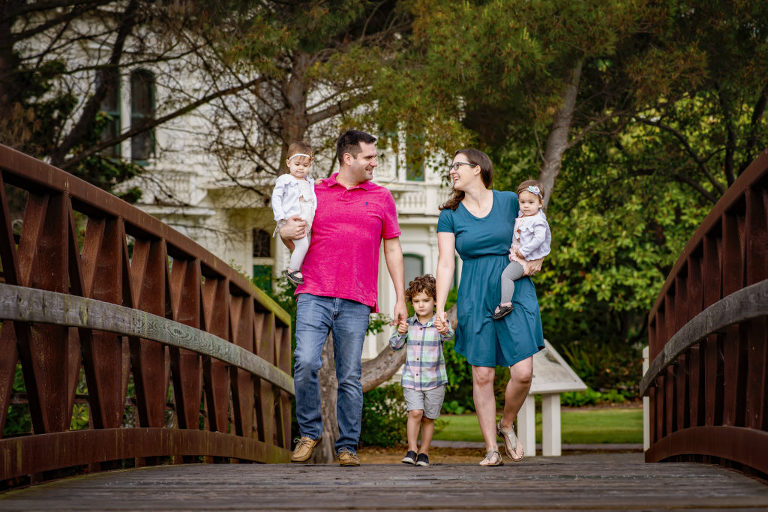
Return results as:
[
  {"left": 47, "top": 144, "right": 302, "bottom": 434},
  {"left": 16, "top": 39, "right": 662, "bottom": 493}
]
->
[{"left": 389, "top": 315, "right": 454, "bottom": 391}]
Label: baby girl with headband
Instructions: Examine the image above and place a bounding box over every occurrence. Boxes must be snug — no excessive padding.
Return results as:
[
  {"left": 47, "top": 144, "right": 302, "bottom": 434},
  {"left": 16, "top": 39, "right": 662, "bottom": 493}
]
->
[
  {"left": 493, "top": 180, "right": 551, "bottom": 319},
  {"left": 271, "top": 142, "right": 317, "bottom": 285}
]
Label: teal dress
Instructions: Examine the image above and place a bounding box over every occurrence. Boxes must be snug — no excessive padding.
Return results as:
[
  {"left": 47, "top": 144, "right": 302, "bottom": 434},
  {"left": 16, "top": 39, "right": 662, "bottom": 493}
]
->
[{"left": 437, "top": 190, "right": 544, "bottom": 367}]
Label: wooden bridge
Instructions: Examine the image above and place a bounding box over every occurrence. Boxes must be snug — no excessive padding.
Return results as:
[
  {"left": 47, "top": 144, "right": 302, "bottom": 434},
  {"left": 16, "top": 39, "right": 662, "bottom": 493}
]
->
[
  {"left": 0, "top": 143, "right": 294, "bottom": 487},
  {"left": 640, "top": 149, "right": 768, "bottom": 477},
  {"left": 0, "top": 143, "right": 766, "bottom": 509}
]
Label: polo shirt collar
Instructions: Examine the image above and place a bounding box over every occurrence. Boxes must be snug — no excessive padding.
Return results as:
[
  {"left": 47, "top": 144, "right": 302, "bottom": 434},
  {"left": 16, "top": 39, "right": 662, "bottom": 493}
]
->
[{"left": 324, "top": 172, "right": 376, "bottom": 191}]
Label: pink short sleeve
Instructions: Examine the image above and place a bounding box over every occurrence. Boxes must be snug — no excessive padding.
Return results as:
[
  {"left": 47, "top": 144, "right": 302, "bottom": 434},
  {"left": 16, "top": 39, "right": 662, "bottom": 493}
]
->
[{"left": 380, "top": 189, "right": 401, "bottom": 239}]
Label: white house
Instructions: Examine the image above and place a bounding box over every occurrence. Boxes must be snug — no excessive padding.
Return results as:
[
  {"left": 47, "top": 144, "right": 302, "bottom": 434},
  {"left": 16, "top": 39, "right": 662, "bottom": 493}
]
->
[{"left": 19, "top": 14, "right": 458, "bottom": 358}]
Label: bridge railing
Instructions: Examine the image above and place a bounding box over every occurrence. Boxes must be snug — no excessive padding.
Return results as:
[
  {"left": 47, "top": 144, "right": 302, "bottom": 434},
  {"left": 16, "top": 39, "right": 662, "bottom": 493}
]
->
[
  {"left": 640, "top": 149, "right": 768, "bottom": 475},
  {"left": 0, "top": 144, "right": 294, "bottom": 485}
]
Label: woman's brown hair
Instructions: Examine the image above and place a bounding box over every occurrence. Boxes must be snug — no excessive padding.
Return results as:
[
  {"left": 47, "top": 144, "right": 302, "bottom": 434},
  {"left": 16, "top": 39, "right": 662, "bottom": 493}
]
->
[{"left": 440, "top": 148, "right": 493, "bottom": 211}]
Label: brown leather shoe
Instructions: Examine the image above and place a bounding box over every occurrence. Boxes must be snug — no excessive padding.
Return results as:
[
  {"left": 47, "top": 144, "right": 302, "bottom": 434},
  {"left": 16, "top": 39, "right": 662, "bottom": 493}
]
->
[
  {"left": 291, "top": 436, "right": 318, "bottom": 462},
  {"left": 337, "top": 448, "right": 360, "bottom": 466}
]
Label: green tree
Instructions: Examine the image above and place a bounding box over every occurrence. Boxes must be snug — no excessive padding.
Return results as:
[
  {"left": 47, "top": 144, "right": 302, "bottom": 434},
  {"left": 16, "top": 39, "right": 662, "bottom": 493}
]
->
[
  {"left": 402, "top": 1, "right": 768, "bottom": 394},
  {"left": 594, "top": 0, "right": 768, "bottom": 205}
]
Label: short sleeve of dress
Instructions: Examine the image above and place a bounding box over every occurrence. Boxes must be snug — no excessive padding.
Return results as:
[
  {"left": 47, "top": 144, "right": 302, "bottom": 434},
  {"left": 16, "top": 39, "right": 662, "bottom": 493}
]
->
[
  {"left": 505, "top": 191, "right": 519, "bottom": 219},
  {"left": 437, "top": 209, "right": 454, "bottom": 233}
]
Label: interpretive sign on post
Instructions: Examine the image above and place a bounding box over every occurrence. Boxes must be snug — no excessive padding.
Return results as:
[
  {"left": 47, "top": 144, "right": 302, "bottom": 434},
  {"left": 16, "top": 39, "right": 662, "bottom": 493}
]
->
[{"left": 517, "top": 340, "right": 587, "bottom": 457}]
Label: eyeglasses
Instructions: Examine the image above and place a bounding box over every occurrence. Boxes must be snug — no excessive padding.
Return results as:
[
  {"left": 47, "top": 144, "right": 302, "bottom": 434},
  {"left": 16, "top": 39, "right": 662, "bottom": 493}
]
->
[{"left": 448, "top": 161, "right": 477, "bottom": 172}]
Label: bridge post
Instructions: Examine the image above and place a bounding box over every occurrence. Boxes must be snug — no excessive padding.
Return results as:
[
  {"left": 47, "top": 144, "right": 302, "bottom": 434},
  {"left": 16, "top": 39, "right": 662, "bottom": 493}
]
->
[{"left": 517, "top": 395, "right": 537, "bottom": 457}]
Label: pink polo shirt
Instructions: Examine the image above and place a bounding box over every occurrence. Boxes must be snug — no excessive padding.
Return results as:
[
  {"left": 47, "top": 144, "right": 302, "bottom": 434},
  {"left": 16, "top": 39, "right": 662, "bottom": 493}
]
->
[{"left": 295, "top": 173, "right": 400, "bottom": 311}]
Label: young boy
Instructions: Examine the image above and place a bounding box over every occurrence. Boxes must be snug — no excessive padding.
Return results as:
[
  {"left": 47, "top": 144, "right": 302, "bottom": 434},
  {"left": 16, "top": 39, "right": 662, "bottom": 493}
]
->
[{"left": 389, "top": 274, "right": 454, "bottom": 467}]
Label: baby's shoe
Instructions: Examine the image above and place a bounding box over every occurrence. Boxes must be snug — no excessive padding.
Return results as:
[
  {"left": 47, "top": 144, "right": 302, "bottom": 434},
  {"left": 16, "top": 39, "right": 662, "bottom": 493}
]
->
[
  {"left": 493, "top": 303, "right": 514, "bottom": 320},
  {"left": 285, "top": 269, "right": 304, "bottom": 285}
]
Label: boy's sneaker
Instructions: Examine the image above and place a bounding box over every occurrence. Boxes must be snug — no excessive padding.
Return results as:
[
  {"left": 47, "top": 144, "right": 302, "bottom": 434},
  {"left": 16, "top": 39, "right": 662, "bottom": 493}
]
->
[
  {"left": 401, "top": 450, "right": 417, "bottom": 465},
  {"left": 338, "top": 448, "right": 360, "bottom": 467},
  {"left": 416, "top": 453, "right": 429, "bottom": 467}
]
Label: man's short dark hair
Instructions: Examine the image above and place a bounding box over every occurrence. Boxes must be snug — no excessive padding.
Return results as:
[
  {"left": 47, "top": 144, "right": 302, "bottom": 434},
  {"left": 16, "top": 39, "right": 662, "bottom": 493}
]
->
[{"left": 336, "top": 130, "right": 377, "bottom": 165}]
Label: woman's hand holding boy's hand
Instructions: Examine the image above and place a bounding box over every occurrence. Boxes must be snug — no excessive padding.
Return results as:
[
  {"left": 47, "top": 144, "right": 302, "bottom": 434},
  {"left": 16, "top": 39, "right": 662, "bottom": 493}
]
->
[
  {"left": 435, "top": 319, "right": 449, "bottom": 335},
  {"left": 397, "top": 320, "right": 408, "bottom": 334},
  {"left": 434, "top": 310, "right": 448, "bottom": 333}
]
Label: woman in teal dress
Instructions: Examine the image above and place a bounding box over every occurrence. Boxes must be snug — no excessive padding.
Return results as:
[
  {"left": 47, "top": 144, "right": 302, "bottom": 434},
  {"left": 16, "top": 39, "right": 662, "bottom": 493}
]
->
[{"left": 435, "top": 148, "right": 544, "bottom": 466}]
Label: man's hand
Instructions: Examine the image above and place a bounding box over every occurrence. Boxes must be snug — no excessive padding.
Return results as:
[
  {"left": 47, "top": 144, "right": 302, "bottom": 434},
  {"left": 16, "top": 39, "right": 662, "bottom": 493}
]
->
[
  {"left": 392, "top": 299, "right": 408, "bottom": 326},
  {"left": 278, "top": 217, "right": 307, "bottom": 251},
  {"left": 279, "top": 217, "right": 307, "bottom": 240}
]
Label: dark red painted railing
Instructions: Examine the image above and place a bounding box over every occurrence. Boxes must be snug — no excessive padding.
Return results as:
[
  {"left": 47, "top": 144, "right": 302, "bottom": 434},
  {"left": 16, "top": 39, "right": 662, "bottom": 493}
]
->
[
  {"left": 640, "top": 149, "right": 768, "bottom": 475},
  {"left": 0, "top": 144, "right": 293, "bottom": 486}
]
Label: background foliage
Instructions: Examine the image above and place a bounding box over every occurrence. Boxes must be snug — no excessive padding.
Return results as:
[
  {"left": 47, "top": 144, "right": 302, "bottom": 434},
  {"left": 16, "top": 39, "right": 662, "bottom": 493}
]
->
[
  {"left": 360, "top": 384, "right": 408, "bottom": 447},
  {"left": 3, "top": 0, "right": 767, "bottom": 439}
]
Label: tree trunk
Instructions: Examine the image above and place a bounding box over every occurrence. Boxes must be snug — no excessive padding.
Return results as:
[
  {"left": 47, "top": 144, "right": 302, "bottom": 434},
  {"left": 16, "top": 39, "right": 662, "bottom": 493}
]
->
[
  {"left": 361, "top": 345, "right": 406, "bottom": 393},
  {"left": 537, "top": 58, "right": 583, "bottom": 211},
  {"left": 310, "top": 306, "right": 459, "bottom": 463},
  {"left": 279, "top": 51, "right": 311, "bottom": 165},
  {"left": 308, "top": 335, "right": 339, "bottom": 464}
]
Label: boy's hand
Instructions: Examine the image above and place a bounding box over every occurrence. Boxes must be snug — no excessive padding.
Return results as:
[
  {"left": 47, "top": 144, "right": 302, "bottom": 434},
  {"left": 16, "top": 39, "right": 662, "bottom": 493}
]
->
[
  {"left": 397, "top": 320, "right": 408, "bottom": 334},
  {"left": 434, "top": 311, "right": 447, "bottom": 332}
]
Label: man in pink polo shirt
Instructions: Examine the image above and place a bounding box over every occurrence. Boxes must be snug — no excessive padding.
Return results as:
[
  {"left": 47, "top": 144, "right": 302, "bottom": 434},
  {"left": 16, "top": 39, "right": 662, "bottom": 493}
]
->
[{"left": 279, "top": 130, "right": 407, "bottom": 466}]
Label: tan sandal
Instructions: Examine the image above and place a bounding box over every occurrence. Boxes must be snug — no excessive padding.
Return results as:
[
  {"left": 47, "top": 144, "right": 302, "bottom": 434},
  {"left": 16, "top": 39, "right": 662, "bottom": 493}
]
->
[
  {"left": 497, "top": 420, "right": 524, "bottom": 462},
  {"left": 479, "top": 449, "right": 503, "bottom": 466}
]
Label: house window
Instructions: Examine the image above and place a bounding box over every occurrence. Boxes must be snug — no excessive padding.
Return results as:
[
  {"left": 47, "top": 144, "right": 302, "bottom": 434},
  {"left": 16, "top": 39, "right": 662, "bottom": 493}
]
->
[
  {"left": 403, "top": 253, "right": 424, "bottom": 287},
  {"left": 252, "top": 229, "right": 271, "bottom": 258},
  {"left": 98, "top": 69, "right": 120, "bottom": 157},
  {"left": 252, "top": 228, "right": 273, "bottom": 291},
  {"left": 130, "top": 69, "right": 155, "bottom": 162}
]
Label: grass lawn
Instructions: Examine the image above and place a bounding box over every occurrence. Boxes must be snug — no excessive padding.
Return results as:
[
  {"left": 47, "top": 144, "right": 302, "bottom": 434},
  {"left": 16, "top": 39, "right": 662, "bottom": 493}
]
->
[{"left": 434, "top": 407, "right": 643, "bottom": 444}]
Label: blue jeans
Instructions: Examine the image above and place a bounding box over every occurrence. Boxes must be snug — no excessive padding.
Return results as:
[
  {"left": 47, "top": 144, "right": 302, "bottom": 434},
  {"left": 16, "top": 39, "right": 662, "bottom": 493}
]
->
[{"left": 294, "top": 294, "right": 370, "bottom": 454}]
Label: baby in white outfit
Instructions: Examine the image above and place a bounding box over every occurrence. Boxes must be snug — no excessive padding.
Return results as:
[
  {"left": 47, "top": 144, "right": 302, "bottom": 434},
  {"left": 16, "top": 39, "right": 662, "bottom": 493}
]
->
[
  {"left": 494, "top": 180, "right": 551, "bottom": 320},
  {"left": 271, "top": 142, "right": 317, "bottom": 285}
]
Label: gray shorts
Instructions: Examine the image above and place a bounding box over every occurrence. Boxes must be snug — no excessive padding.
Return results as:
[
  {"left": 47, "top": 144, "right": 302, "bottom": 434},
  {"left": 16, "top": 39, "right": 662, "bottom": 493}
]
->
[{"left": 403, "top": 385, "right": 446, "bottom": 419}]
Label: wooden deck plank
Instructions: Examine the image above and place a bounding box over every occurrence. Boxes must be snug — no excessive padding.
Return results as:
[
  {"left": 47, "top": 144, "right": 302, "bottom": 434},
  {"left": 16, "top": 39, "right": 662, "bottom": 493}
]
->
[{"left": 1, "top": 454, "right": 767, "bottom": 511}]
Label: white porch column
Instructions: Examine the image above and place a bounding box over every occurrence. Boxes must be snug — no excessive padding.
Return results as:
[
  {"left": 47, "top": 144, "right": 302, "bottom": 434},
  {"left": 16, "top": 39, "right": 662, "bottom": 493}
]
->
[
  {"left": 541, "top": 393, "right": 561, "bottom": 456},
  {"left": 517, "top": 394, "right": 537, "bottom": 457}
]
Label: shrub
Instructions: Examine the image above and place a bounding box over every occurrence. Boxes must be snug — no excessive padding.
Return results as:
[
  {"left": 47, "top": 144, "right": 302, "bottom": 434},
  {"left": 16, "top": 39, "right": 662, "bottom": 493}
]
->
[
  {"left": 557, "top": 338, "right": 642, "bottom": 400},
  {"left": 360, "top": 383, "right": 407, "bottom": 447},
  {"left": 441, "top": 399, "right": 467, "bottom": 415},
  {"left": 561, "top": 387, "right": 630, "bottom": 407},
  {"left": 442, "top": 338, "right": 476, "bottom": 412},
  {"left": 561, "top": 388, "right": 602, "bottom": 407}
]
